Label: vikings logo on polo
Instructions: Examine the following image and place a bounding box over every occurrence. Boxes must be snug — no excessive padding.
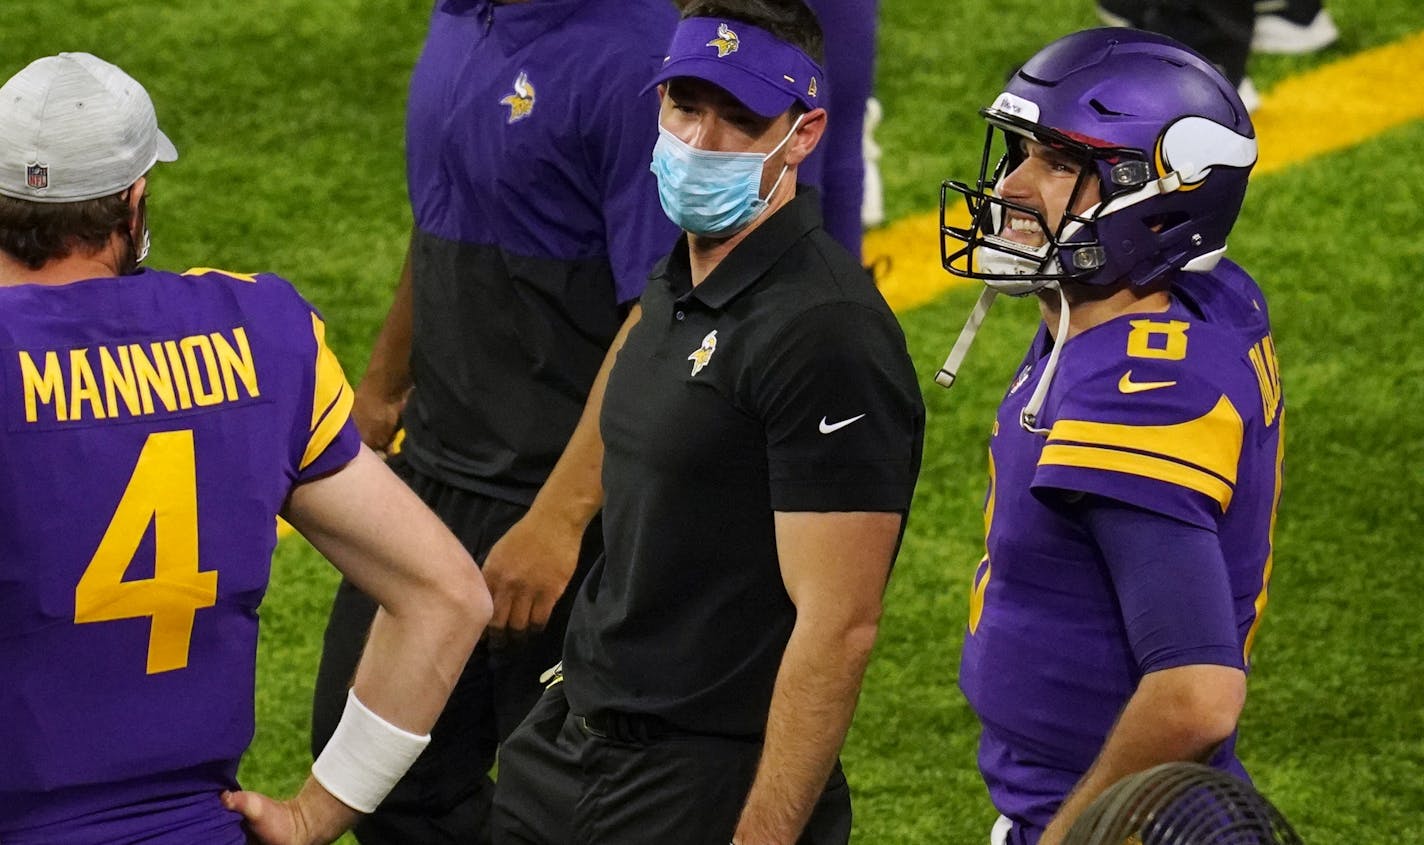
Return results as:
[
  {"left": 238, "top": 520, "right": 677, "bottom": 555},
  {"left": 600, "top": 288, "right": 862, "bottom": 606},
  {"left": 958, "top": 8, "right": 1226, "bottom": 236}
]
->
[
  {"left": 26, "top": 163, "right": 48, "bottom": 190},
  {"left": 500, "top": 71, "right": 536, "bottom": 123},
  {"left": 687, "top": 330, "right": 718, "bottom": 376},
  {"left": 707, "top": 23, "right": 740, "bottom": 57}
]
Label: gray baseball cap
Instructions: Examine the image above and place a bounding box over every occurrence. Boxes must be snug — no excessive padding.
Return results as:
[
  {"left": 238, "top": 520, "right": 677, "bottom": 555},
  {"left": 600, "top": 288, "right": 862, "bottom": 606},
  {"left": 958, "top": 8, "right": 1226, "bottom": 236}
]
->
[{"left": 0, "top": 52, "right": 178, "bottom": 203}]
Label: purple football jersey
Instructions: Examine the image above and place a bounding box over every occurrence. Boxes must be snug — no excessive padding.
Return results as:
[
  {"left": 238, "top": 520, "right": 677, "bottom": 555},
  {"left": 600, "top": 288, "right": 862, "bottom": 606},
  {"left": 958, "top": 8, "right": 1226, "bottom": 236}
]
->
[
  {"left": 959, "top": 260, "right": 1285, "bottom": 835},
  {"left": 0, "top": 268, "right": 360, "bottom": 844}
]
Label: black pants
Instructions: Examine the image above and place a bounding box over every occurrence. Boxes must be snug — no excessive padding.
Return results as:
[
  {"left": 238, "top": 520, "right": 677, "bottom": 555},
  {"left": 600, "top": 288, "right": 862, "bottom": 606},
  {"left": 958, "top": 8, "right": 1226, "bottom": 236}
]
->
[
  {"left": 311, "top": 455, "right": 600, "bottom": 845},
  {"left": 492, "top": 684, "right": 853, "bottom": 845}
]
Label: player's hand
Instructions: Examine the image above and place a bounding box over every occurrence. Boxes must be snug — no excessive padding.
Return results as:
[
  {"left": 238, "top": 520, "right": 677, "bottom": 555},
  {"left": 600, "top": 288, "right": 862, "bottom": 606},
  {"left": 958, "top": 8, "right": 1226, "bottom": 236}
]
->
[
  {"left": 223, "top": 779, "right": 355, "bottom": 845},
  {"left": 351, "top": 378, "right": 408, "bottom": 455},
  {"left": 482, "top": 510, "right": 583, "bottom": 647},
  {"left": 223, "top": 789, "right": 307, "bottom": 844}
]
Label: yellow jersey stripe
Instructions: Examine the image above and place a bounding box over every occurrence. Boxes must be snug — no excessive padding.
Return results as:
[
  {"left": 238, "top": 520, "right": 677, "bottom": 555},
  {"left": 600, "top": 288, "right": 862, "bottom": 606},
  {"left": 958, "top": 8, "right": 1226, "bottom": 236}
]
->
[
  {"left": 1243, "top": 410, "right": 1286, "bottom": 664},
  {"left": 1047, "top": 395, "right": 1244, "bottom": 485},
  {"left": 302, "top": 313, "right": 355, "bottom": 470},
  {"left": 1040, "top": 443, "right": 1235, "bottom": 511},
  {"left": 182, "top": 267, "right": 260, "bottom": 283},
  {"left": 308, "top": 313, "right": 346, "bottom": 431},
  {"left": 303, "top": 382, "right": 354, "bottom": 470}
]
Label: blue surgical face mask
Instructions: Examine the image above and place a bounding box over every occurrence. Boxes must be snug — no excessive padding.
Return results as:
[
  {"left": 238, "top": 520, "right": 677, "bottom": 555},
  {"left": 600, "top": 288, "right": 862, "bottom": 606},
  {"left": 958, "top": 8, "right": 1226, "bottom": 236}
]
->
[{"left": 650, "top": 114, "right": 802, "bottom": 237}]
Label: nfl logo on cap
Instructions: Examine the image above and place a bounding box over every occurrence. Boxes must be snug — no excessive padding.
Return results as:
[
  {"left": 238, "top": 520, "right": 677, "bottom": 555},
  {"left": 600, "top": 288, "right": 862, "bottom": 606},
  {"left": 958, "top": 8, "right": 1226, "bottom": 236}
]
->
[{"left": 0, "top": 53, "right": 178, "bottom": 203}]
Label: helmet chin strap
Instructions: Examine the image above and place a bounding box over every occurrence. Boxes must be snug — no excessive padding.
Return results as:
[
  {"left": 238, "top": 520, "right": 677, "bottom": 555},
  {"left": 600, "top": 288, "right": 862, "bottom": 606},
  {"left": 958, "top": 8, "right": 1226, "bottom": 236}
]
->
[
  {"left": 933, "top": 279, "right": 1070, "bottom": 438},
  {"left": 1019, "top": 282, "right": 1070, "bottom": 435},
  {"left": 932, "top": 234, "right": 1062, "bottom": 391},
  {"left": 934, "top": 286, "right": 998, "bottom": 389},
  {"left": 934, "top": 196, "right": 1075, "bottom": 435}
]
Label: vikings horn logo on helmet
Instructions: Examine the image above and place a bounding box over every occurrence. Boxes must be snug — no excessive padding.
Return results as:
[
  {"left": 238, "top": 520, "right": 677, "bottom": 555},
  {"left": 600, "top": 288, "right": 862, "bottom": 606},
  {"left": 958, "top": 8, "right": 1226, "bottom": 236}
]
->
[
  {"left": 1156, "top": 116, "right": 1258, "bottom": 190},
  {"left": 707, "top": 23, "right": 740, "bottom": 58}
]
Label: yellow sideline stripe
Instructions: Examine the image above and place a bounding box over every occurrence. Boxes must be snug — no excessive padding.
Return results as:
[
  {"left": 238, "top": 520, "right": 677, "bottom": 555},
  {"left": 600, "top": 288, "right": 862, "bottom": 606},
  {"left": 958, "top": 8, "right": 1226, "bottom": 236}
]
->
[
  {"left": 1254, "top": 30, "right": 1424, "bottom": 176},
  {"left": 866, "top": 30, "right": 1424, "bottom": 314},
  {"left": 867, "top": 213, "right": 958, "bottom": 315}
]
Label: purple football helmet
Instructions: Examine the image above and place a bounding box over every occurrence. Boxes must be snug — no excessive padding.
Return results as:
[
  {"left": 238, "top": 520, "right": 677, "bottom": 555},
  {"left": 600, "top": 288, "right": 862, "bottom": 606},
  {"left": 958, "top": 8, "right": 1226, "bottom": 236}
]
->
[{"left": 940, "top": 28, "right": 1258, "bottom": 294}]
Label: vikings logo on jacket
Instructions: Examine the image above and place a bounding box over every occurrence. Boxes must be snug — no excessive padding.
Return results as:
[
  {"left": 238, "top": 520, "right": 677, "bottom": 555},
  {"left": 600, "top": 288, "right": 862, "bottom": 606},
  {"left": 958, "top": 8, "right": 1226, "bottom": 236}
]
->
[{"left": 500, "top": 71, "right": 536, "bottom": 123}]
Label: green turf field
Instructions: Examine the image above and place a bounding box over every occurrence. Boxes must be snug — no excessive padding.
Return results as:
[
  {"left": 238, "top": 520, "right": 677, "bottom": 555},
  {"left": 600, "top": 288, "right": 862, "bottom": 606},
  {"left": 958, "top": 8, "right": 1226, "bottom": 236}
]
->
[{"left": 6, "top": 1, "right": 1421, "bottom": 841}]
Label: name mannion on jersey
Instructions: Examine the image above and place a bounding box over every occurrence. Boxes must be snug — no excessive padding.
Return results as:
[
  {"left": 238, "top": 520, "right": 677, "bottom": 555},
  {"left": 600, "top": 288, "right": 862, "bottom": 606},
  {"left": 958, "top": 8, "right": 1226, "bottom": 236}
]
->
[{"left": 17, "top": 327, "right": 261, "bottom": 424}]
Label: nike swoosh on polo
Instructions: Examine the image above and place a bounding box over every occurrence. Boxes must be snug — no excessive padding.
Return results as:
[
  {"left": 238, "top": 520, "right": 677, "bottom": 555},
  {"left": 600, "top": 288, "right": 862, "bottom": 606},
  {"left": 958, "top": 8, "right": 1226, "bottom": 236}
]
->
[
  {"left": 819, "top": 413, "right": 867, "bottom": 434},
  {"left": 1118, "top": 371, "right": 1178, "bottom": 394}
]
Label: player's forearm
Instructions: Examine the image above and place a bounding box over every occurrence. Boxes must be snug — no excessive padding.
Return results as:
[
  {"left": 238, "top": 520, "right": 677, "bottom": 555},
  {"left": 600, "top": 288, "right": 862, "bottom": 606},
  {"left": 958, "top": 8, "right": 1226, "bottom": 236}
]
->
[
  {"left": 1043, "top": 664, "right": 1246, "bottom": 843},
  {"left": 351, "top": 513, "right": 490, "bottom": 731},
  {"left": 309, "top": 546, "right": 487, "bottom": 820},
  {"left": 733, "top": 615, "right": 880, "bottom": 845},
  {"left": 349, "top": 597, "right": 485, "bottom": 734},
  {"left": 291, "top": 458, "right": 489, "bottom": 731}
]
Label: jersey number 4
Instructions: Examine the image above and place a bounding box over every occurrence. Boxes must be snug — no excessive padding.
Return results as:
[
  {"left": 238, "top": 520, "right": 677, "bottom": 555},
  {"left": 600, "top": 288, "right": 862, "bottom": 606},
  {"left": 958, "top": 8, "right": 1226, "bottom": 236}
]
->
[{"left": 74, "top": 430, "right": 218, "bottom": 674}]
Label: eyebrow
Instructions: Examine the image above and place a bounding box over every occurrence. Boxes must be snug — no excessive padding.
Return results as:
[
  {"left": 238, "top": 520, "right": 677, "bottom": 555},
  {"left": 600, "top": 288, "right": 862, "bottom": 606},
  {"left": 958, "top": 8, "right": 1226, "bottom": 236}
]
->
[{"left": 1030, "top": 141, "right": 1083, "bottom": 165}]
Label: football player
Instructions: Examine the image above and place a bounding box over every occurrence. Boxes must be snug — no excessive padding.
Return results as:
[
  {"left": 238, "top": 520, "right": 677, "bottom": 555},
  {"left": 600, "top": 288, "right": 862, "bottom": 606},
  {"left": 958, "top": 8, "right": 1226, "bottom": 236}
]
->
[
  {"left": 933, "top": 28, "right": 1285, "bottom": 845},
  {"left": 0, "top": 53, "right": 490, "bottom": 844}
]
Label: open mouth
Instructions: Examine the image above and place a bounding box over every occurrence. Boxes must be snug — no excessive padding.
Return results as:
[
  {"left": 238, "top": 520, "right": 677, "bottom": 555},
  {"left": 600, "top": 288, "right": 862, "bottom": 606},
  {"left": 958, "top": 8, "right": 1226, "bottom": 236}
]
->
[{"left": 999, "top": 213, "right": 1046, "bottom": 247}]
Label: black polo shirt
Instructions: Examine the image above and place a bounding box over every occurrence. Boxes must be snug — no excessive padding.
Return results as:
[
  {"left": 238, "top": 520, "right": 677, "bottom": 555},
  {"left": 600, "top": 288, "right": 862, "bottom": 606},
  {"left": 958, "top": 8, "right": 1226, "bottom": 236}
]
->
[{"left": 563, "top": 189, "right": 925, "bottom": 737}]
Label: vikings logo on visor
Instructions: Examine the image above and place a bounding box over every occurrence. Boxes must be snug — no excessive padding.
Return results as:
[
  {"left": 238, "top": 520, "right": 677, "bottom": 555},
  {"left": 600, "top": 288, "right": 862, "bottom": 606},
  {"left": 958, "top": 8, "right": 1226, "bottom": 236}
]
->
[
  {"left": 646, "top": 17, "right": 823, "bottom": 119},
  {"left": 707, "top": 22, "right": 740, "bottom": 57}
]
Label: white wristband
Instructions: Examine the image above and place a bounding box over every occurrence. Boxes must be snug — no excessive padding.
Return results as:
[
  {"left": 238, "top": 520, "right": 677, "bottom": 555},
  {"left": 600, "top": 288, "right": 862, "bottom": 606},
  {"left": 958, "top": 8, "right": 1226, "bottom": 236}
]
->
[{"left": 311, "top": 689, "right": 432, "bottom": 813}]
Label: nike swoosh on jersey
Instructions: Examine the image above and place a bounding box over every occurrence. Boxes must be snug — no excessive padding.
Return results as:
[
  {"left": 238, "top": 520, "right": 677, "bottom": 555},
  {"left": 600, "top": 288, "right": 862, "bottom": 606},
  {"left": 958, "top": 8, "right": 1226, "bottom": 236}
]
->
[
  {"left": 819, "top": 413, "right": 867, "bottom": 434},
  {"left": 1118, "top": 371, "right": 1178, "bottom": 394}
]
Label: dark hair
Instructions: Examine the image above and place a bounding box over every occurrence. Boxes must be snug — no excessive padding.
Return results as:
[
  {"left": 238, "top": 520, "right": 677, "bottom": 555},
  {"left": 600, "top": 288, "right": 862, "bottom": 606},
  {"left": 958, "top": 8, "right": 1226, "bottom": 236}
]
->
[
  {"left": 680, "top": 0, "right": 825, "bottom": 64},
  {"left": 0, "top": 192, "right": 131, "bottom": 270}
]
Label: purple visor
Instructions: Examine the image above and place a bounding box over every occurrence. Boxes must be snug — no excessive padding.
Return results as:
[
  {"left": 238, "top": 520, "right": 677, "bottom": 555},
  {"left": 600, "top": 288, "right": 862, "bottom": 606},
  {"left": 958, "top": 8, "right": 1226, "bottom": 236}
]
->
[{"left": 643, "top": 17, "right": 825, "bottom": 118}]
